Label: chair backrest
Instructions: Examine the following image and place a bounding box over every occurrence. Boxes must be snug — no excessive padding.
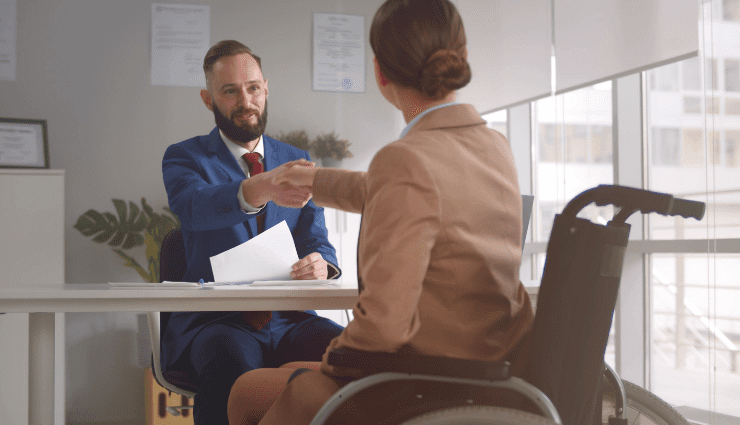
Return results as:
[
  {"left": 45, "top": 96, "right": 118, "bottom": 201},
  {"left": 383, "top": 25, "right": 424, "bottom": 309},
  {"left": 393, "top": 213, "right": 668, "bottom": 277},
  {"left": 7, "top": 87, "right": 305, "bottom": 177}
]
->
[
  {"left": 525, "top": 214, "right": 630, "bottom": 425},
  {"left": 149, "top": 228, "right": 199, "bottom": 396},
  {"left": 146, "top": 311, "right": 196, "bottom": 398},
  {"left": 160, "top": 228, "right": 187, "bottom": 283},
  {"left": 158, "top": 228, "right": 186, "bottom": 341}
]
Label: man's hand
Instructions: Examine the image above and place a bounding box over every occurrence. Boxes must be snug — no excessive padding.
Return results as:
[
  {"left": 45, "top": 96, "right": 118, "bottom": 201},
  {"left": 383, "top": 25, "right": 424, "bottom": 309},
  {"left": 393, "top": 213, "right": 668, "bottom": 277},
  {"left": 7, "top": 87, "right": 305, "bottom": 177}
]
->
[
  {"left": 242, "top": 159, "right": 315, "bottom": 208},
  {"left": 272, "top": 162, "right": 318, "bottom": 188},
  {"left": 291, "top": 252, "right": 328, "bottom": 280}
]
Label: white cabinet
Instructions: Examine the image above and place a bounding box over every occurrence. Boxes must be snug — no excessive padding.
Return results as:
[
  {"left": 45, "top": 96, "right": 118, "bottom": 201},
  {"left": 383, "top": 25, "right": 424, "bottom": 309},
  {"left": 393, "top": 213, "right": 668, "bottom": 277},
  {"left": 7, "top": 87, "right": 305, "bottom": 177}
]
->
[
  {"left": 324, "top": 207, "right": 361, "bottom": 285},
  {"left": 0, "top": 169, "right": 65, "bottom": 424}
]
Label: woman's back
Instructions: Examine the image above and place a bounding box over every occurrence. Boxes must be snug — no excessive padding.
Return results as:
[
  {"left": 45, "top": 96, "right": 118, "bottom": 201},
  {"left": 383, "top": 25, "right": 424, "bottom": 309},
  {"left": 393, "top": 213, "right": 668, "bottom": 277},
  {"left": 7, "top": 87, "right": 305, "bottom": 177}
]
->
[{"left": 366, "top": 103, "right": 533, "bottom": 364}]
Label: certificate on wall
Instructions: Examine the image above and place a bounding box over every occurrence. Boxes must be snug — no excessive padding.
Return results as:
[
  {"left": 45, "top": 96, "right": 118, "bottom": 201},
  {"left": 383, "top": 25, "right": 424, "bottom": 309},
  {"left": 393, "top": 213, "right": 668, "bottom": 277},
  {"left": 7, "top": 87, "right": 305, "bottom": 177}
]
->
[
  {"left": 151, "top": 3, "right": 210, "bottom": 87},
  {"left": 0, "top": 118, "right": 49, "bottom": 169},
  {"left": 313, "top": 13, "right": 365, "bottom": 93},
  {"left": 0, "top": 0, "right": 17, "bottom": 81}
]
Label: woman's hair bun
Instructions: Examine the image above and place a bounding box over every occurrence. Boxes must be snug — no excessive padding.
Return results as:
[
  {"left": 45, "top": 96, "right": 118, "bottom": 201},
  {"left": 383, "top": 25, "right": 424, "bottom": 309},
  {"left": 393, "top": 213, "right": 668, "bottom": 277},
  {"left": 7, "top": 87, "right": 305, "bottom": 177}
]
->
[{"left": 419, "top": 49, "right": 472, "bottom": 100}]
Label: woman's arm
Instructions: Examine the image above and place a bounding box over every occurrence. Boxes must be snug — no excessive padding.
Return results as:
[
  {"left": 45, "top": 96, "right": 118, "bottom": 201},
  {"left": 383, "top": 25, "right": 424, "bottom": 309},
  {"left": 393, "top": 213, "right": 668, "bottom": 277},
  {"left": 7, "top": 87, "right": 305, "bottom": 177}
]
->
[{"left": 321, "top": 144, "right": 441, "bottom": 375}]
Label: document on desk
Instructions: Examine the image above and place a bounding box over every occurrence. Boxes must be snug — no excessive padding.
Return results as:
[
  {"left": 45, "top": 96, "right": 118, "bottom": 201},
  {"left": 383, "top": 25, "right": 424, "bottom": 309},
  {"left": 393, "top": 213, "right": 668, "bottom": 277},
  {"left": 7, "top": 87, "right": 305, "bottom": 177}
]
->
[
  {"left": 108, "top": 281, "right": 200, "bottom": 288},
  {"left": 209, "top": 220, "right": 299, "bottom": 284}
]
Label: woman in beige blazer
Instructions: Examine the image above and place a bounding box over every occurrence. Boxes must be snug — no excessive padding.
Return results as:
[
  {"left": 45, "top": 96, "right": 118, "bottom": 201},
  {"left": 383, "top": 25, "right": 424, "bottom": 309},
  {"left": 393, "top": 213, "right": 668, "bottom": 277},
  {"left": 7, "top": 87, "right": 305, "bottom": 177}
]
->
[{"left": 228, "top": 1, "right": 534, "bottom": 423}]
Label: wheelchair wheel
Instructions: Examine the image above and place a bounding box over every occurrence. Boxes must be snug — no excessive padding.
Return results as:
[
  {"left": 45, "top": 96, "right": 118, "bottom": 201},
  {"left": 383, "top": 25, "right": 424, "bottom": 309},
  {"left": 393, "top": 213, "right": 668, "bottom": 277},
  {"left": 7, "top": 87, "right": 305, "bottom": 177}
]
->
[
  {"left": 602, "top": 380, "right": 690, "bottom": 425},
  {"left": 398, "top": 406, "right": 558, "bottom": 425}
]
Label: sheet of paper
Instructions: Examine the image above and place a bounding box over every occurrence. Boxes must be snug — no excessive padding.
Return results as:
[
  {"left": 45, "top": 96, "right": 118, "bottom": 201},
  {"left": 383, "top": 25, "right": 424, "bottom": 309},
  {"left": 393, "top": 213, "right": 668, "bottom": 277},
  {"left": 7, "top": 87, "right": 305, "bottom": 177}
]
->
[
  {"left": 251, "top": 279, "right": 337, "bottom": 286},
  {"left": 108, "top": 281, "right": 199, "bottom": 288},
  {"left": 209, "top": 220, "right": 299, "bottom": 283},
  {"left": 151, "top": 3, "right": 209, "bottom": 87},
  {"left": 313, "top": 13, "right": 365, "bottom": 93},
  {"left": 0, "top": 0, "right": 17, "bottom": 81},
  {"left": 0, "top": 122, "right": 40, "bottom": 166}
]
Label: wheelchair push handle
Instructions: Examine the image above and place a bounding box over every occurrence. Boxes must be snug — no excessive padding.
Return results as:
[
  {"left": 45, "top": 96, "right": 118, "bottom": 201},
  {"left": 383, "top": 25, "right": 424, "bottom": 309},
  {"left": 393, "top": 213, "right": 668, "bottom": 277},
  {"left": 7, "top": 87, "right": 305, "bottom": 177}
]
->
[{"left": 562, "top": 185, "right": 706, "bottom": 222}]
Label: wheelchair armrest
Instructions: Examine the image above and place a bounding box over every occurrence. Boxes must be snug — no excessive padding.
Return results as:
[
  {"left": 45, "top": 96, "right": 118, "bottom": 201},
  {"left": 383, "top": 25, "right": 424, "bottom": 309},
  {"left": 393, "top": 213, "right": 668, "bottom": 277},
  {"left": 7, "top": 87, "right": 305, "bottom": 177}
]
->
[{"left": 327, "top": 348, "right": 511, "bottom": 381}]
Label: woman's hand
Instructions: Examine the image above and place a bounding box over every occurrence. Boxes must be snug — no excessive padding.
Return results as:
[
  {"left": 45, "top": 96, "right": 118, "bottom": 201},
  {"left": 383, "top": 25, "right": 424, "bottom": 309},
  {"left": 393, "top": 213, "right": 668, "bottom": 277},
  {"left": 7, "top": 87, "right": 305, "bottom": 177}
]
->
[
  {"left": 272, "top": 161, "right": 318, "bottom": 188},
  {"left": 241, "top": 159, "right": 316, "bottom": 208}
]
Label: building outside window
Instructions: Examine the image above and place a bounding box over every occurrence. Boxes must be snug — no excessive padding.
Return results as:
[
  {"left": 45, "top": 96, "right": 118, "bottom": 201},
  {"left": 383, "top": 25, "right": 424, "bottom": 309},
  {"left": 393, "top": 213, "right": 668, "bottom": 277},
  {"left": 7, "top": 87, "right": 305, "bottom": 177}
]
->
[{"left": 645, "top": 0, "right": 740, "bottom": 416}]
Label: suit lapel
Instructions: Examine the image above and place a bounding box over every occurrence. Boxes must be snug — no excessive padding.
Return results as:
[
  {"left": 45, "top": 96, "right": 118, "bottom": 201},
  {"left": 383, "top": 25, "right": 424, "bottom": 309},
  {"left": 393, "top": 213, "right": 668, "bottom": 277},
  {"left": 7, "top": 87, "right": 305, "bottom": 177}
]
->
[
  {"left": 206, "top": 127, "right": 247, "bottom": 182},
  {"left": 261, "top": 136, "right": 281, "bottom": 232},
  {"left": 205, "top": 127, "right": 259, "bottom": 237}
]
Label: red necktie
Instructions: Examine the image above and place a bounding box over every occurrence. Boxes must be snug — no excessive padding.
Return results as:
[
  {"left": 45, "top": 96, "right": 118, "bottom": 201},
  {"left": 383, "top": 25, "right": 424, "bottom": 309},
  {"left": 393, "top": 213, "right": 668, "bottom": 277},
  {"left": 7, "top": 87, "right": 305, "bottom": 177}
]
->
[
  {"left": 242, "top": 152, "right": 263, "bottom": 176},
  {"left": 240, "top": 152, "right": 272, "bottom": 330}
]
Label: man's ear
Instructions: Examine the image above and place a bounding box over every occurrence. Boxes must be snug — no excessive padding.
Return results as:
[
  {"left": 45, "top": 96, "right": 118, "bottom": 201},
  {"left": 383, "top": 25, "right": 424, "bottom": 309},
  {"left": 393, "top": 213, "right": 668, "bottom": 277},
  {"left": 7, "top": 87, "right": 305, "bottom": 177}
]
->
[
  {"left": 264, "top": 79, "right": 269, "bottom": 99},
  {"left": 200, "top": 89, "right": 213, "bottom": 111}
]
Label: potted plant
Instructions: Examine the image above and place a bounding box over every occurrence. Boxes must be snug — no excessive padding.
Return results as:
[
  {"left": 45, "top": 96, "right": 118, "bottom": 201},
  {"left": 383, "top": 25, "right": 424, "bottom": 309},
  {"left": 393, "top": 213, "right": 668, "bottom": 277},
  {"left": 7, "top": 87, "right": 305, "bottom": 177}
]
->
[
  {"left": 73, "top": 198, "right": 180, "bottom": 283},
  {"left": 310, "top": 131, "right": 353, "bottom": 167},
  {"left": 268, "top": 130, "right": 311, "bottom": 152}
]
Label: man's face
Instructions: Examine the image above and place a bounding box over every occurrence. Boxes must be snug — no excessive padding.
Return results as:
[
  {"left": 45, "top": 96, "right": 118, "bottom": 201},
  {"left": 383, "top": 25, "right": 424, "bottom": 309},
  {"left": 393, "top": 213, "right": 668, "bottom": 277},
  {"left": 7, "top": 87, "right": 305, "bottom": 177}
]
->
[{"left": 202, "top": 53, "right": 269, "bottom": 145}]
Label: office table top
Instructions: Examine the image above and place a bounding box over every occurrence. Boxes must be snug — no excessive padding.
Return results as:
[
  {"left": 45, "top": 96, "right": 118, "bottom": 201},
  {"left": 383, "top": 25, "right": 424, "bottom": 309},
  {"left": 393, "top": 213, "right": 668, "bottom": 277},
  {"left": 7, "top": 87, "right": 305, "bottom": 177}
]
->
[
  {"left": 0, "top": 282, "right": 539, "bottom": 314},
  {"left": 0, "top": 283, "right": 360, "bottom": 313}
]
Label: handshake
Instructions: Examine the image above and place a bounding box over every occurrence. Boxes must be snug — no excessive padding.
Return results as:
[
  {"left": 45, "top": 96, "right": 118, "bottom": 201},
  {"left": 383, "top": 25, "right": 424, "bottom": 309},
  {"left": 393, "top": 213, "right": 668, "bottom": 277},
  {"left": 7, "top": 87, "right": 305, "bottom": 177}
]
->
[{"left": 241, "top": 159, "right": 319, "bottom": 209}]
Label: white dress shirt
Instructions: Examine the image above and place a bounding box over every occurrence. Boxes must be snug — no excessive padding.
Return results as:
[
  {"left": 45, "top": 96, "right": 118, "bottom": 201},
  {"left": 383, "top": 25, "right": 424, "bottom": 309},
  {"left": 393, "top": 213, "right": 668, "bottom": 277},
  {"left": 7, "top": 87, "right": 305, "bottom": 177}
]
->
[{"left": 219, "top": 129, "right": 264, "bottom": 213}]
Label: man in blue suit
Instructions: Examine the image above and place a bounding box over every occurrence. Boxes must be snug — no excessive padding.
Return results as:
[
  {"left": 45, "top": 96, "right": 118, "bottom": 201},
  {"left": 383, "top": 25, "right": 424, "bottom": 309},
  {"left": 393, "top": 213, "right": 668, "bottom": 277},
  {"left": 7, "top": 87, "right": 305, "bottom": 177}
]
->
[{"left": 161, "top": 40, "right": 343, "bottom": 425}]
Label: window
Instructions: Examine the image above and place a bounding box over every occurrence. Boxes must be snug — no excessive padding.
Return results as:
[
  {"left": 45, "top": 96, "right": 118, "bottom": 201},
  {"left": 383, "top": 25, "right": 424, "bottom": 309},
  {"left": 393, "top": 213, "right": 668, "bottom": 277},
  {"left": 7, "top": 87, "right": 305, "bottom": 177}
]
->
[
  {"left": 724, "top": 0, "right": 740, "bottom": 22},
  {"left": 482, "top": 109, "right": 507, "bottom": 139},
  {"left": 646, "top": 11, "right": 740, "bottom": 412},
  {"left": 727, "top": 131, "right": 740, "bottom": 166},
  {"left": 652, "top": 128, "right": 681, "bottom": 166},
  {"left": 533, "top": 82, "right": 613, "bottom": 241},
  {"left": 727, "top": 98, "right": 740, "bottom": 115},
  {"left": 650, "top": 254, "right": 740, "bottom": 417},
  {"left": 650, "top": 61, "right": 679, "bottom": 92},
  {"left": 726, "top": 59, "right": 740, "bottom": 92},
  {"left": 683, "top": 57, "right": 718, "bottom": 91},
  {"left": 506, "top": 1, "right": 740, "bottom": 420}
]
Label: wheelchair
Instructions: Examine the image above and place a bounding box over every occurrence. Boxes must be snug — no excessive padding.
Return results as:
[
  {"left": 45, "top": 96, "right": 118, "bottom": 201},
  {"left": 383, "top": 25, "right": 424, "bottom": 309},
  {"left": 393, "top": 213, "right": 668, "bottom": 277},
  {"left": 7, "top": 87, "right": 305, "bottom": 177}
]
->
[{"left": 307, "top": 185, "right": 705, "bottom": 425}]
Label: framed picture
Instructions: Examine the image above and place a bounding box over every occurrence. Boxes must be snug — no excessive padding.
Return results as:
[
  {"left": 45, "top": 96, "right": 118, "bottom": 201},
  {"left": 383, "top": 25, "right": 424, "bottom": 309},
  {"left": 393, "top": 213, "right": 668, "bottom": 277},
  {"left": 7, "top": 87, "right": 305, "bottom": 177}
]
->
[{"left": 0, "top": 118, "right": 49, "bottom": 169}]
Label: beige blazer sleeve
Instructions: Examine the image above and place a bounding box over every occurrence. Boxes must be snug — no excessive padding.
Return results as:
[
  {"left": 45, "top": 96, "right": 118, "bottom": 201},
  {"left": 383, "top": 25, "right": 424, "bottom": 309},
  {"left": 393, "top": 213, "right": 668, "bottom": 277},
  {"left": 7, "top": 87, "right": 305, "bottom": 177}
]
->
[
  {"left": 317, "top": 143, "right": 442, "bottom": 374},
  {"left": 313, "top": 168, "right": 367, "bottom": 213}
]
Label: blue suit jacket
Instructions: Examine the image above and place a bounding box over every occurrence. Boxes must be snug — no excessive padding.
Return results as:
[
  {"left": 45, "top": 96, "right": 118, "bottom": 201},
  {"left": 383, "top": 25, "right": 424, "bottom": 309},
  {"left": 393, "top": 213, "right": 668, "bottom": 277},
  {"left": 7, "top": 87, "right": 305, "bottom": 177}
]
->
[{"left": 161, "top": 127, "right": 340, "bottom": 371}]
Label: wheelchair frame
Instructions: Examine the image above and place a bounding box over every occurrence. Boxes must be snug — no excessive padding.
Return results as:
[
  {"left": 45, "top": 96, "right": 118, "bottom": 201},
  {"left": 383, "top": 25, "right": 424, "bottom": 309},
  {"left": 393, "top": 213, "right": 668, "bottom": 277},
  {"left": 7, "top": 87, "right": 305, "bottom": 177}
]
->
[{"left": 309, "top": 185, "right": 704, "bottom": 425}]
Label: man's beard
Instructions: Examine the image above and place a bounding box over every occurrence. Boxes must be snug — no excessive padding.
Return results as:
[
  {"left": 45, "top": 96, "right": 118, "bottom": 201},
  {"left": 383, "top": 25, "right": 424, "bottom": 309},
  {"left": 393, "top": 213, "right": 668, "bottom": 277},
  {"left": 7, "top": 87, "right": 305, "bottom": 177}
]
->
[{"left": 212, "top": 99, "right": 268, "bottom": 144}]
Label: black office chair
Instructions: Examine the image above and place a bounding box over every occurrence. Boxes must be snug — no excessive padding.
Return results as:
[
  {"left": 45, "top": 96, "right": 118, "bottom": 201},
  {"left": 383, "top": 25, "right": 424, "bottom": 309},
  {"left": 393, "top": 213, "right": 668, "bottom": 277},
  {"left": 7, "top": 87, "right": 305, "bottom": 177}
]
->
[
  {"left": 309, "top": 185, "right": 703, "bottom": 425},
  {"left": 146, "top": 228, "right": 198, "bottom": 416}
]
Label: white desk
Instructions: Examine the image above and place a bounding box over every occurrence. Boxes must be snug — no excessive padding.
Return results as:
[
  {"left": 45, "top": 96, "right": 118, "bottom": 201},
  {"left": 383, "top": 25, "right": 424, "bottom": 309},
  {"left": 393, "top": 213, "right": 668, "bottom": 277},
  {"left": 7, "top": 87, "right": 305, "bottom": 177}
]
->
[{"left": 0, "top": 283, "right": 359, "bottom": 425}]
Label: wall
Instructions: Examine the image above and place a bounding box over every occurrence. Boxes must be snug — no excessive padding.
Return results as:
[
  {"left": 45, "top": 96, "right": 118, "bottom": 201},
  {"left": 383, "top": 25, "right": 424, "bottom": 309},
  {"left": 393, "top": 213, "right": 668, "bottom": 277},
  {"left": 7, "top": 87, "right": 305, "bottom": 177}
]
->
[{"left": 0, "top": 0, "right": 404, "bottom": 423}]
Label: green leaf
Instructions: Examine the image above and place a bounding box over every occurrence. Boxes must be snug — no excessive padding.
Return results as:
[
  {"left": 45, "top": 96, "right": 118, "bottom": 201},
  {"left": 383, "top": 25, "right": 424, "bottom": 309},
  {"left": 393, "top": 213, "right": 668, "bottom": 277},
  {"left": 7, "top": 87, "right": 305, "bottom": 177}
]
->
[
  {"left": 73, "top": 210, "right": 113, "bottom": 238},
  {"left": 108, "top": 230, "right": 126, "bottom": 247},
  {"left": 93, "top": 229, "right": 116, "bottom": 244},
  {"left": 112, "top": 199, "right": 128, "bottom": 226},
  {"left": 103, "top": 212, "right": 118, "bottom": 226},
  {"left": 147, "top": 255, "right": 159, "bottom": 284},
  {"left": 113, "top": 249, "right": 154, "bottom": 283},
  {"left": 121, "top": 233, "right": 145, "bottom": 250},
  {"left": 76, "top": 198, "right": 180, "bottom": 283}
]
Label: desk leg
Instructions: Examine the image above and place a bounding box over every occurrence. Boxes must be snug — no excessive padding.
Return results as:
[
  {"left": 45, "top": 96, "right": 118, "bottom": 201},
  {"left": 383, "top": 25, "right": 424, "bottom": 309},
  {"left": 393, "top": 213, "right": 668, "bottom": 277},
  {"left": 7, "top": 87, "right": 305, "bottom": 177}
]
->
[{"left": 29, "top": 312, "right": 55, "bottom": 425}]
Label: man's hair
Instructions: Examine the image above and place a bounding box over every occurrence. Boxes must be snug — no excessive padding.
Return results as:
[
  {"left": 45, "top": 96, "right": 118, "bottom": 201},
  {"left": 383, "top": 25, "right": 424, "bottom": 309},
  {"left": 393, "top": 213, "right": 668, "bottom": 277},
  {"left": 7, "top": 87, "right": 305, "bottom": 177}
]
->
[{"left": 203, "top": 40, "right": 262, "bottom": 86}]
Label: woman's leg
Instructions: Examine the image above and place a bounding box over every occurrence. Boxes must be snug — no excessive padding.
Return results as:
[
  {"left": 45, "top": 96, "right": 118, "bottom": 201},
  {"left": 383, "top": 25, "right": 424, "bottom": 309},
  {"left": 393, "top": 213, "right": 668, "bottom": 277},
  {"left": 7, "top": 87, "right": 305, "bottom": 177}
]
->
[
  {"left": 227, "top": 362, "right": 321, "bottom": 425},
  {"left": 228, "top": 368, "right": 297, "bottom": 425},
  {"left": 278, "top": 361, "right": 321, "bottom": 370},
  {"left": 258, "top": 370, "right": 344, "bottom": 425}
]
